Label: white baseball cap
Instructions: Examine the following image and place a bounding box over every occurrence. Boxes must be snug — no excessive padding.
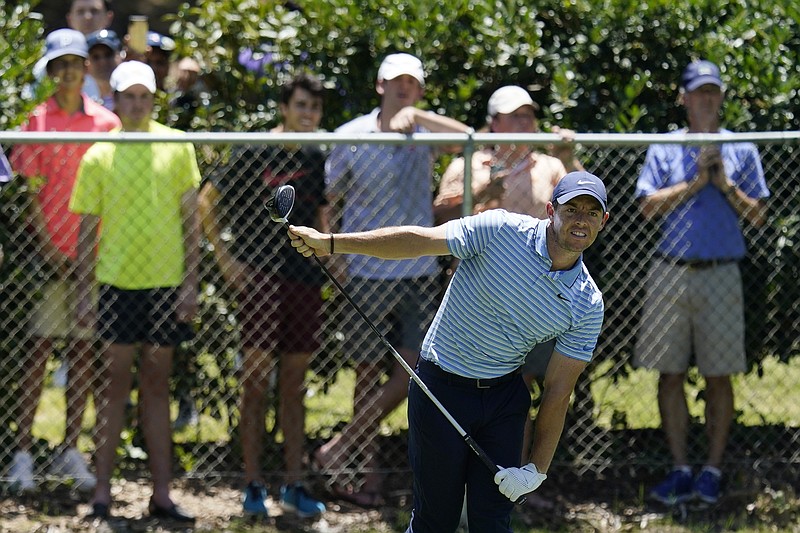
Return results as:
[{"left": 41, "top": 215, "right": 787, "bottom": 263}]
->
[
  {"left": 377, "top": 53, "right": 425, "bottom": 86},
  {"left": 487, "top": 85, "right": 536, "bottom": 116},
  {"left": 110, "top": 61, "right": 157, "bottom": 93}
]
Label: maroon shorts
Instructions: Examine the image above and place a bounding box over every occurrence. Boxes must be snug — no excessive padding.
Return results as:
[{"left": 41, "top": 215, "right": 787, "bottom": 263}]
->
[{"left": 236, "top": 273, "right": 323, "bottom": 353}]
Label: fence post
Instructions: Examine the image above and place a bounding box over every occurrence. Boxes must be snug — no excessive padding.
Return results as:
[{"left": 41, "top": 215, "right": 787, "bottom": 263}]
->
[{"left": 462, "top": 128, "right": 475, "bottom": 217}]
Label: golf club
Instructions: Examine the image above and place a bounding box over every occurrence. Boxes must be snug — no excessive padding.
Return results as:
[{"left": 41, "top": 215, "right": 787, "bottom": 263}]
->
[{"left": 266, "top": 184, "right": 528, "bottom": 505}]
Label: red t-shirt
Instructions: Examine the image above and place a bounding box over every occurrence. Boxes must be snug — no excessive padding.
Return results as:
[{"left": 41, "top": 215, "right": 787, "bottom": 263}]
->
[{"left": 11, "top": 94, "right": 120, "bottom": 258}]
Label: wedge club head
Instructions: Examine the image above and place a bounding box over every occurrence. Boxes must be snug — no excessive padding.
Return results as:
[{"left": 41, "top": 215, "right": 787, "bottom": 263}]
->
[{"left": 265, "top": 184, "right": 296, "bottom": 224}]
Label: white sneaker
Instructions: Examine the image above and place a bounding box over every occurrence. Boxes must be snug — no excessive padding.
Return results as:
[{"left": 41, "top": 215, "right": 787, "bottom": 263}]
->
[
  {"left": 49, "top": 447, "right": 96, "bottom": 492},
  {"left": 7, "top": 451, "right": 36, "bottom": 493}
]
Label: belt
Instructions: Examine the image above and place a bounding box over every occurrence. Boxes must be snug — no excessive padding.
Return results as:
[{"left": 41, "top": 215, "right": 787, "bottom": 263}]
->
[
  {"left": 654, "top": 253, "right": 738, "bottom": 270},
  {"left": 417, "top": 359, "right": 521, "bottom": 389}
]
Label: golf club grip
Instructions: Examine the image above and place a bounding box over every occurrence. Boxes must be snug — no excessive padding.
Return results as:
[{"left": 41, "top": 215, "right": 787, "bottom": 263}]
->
[
  {"left": 464, "top": 434, "right": 499, "bottom": 473},
  {"left": 310, "top": 254, "right": 527, "bottom": 505},
  {"left": 463, "top": 435, "right": 527, "bottom": 505}
]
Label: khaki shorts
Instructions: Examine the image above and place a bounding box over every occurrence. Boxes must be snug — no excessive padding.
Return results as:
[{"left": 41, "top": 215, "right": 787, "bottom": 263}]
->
[
  {"left": 634, "top": 258, "right": 745, "bottom": 376},
  {"left": 28, "top": 278, "right": 96, "bottom": 340}
]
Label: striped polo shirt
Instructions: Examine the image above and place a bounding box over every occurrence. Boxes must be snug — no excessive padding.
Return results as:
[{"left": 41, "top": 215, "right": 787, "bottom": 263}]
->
[
  {"left": 420, "top": 210, "right": 604, "bottom": 378},
  {"left": 325, "top": 108, "right": 439, "bottom": 279}
]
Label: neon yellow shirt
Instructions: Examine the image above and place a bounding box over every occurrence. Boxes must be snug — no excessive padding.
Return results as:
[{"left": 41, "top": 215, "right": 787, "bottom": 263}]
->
[{"left": 70, "top": 121, "right": 201, "bottom": 289}]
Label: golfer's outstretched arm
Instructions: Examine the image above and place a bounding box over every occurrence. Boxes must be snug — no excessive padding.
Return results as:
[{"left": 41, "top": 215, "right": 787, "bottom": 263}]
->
[{"left": 288, "top": 224, "right": 449, "bottom": 259}]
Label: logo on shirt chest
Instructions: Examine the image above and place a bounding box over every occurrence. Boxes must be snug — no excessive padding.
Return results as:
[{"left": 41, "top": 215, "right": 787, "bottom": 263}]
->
[{"left": 262, "top": 168, "right": 307, "bottom": 188}]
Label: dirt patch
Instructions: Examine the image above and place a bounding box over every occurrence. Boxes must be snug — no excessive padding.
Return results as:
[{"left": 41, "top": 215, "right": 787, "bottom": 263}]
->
[
  {"left": 2, "top": 469, "right": 799, "bottom": 532},
  {"left": 0, "top": 476, "right": 405, "bottom": 533}
]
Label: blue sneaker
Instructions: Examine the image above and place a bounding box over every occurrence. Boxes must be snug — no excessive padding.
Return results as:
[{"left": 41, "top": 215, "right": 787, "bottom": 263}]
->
[
  {"left": 243, "top": 481, "right": 268, "bottom": 516},
  {"left": 649, "top": 468, "right": 693, "bottom": 505},
  {"left": 693, "top": 468, "right": 721, "bottom": 504},
  {"left": 280, "top": 484, "right": 326, "bottom": 518}
]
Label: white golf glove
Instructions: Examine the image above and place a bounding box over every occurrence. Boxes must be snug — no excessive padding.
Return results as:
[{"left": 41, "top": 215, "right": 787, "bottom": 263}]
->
[{"left": 494, "top": 463, "right": 547, "bottom": 502}]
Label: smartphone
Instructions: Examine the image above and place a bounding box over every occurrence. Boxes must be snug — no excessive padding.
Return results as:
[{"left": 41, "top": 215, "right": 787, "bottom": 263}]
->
[{"left": 128, "top": 15, "right": 149, "bottom": 54}]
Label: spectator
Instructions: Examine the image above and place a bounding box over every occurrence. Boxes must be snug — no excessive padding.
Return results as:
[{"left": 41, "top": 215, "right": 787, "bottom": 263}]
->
[
  {"left": 168, "top": 57, "right": 207, "bottom": 131},
  {"left": 287, "top": 170, "right": 610, "bottom": 531},
  {"left": 86, "top": 29, "right": 121, "bottom": 111},
  {"left": 6, "top": 29, "right": 120, "bottom": 495},
  {"left": 434, "top": 85, "right": 580, "bottom": 223},
  {"left": 66, "top": 0, "right": 114, "bottom": 36},
  {"left": 433, "top": 84, "right": 579, "bottom": 510},
  {"left": 65, "top": 0, "right": 114, "bottom": 105},
  {"left": 71, "top": 61, "right": 199, "bottom": 523},
  {"left": 633, "top": 60, "right": 770, "bottom": 506},
  {"left": 145, "top": 31, "right": 176, "bottom": 91},
  {"left": 28, "top": 0, "right": 110, "bottom": 101},
  {"left": 199, "top": 72, "right": 328, "bottom": 518},
  {"left": 319, "top": 52, "right": 469, "bottom": 507}
]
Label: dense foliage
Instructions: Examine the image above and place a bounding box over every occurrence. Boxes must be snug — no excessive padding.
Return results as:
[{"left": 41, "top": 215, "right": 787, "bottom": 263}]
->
[
  {"left": 3, "top": 1, "right": 799, "bottom": 132},
  {"left": 160, "top": 0, "right": 800, "bottom": 133}
]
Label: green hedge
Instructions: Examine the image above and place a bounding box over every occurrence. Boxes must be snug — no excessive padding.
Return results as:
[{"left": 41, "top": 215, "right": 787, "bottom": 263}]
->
[
  {"left": 4, "top": 1, "right": 798, "bottom": 132},
  {"left": 154, "top": 0, "right": 800, "bottom": 133}
]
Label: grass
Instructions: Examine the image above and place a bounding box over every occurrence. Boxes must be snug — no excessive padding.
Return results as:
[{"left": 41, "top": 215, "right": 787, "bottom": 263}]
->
[
  {"left": 34, "top": 364, "right": 406, "bottom": 449},
  {"left": 590, "top": 355, "right": 800, "bottom": 429},
  {"left": 24, "top": 355, "right": 799, "bottom": 532},
  {"left": 32, "top": 354, "right": 800, "bottom": 455}
]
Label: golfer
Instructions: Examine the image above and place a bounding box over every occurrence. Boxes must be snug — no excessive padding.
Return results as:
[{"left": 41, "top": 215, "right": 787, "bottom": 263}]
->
[{"left": 289, "top": 170, "right": 609, "bottom": 532}]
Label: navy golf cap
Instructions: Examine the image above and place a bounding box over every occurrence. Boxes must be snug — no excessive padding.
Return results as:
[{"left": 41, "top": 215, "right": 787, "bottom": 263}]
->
[
  {"left": 146, "top": 31, "right": 176, "bottom": 51},
  {"left": 552, "top": 171, "right": 608, "bottom": 212},
  {"left": 87, "top": 29, "right": 121, "bottom": 52}
]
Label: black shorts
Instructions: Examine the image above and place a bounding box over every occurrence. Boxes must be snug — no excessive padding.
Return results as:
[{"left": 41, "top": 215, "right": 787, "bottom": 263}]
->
[{"left": 98, "top": 285, "right": 194, "bottom": 346}]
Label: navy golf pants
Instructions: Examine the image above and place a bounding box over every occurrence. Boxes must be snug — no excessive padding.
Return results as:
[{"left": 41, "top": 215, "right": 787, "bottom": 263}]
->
[{"left": 405, "top": 361, "right": 530, "bottom": 533}]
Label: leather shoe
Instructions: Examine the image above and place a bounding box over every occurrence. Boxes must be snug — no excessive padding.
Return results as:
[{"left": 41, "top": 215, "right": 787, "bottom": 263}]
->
[{"left": 148, "top": 499, "right": 195, "bottom": 523}]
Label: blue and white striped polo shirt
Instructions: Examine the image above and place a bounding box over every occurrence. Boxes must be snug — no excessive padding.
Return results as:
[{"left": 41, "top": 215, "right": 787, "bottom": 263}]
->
[{"left": 420, "top": 210, "right": 604, "bottom": 378}]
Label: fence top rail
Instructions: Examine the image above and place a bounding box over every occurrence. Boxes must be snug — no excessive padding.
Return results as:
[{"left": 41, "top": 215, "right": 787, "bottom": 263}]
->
[{"left": 1, "top": 130, "right": 799, "bottom": 145}]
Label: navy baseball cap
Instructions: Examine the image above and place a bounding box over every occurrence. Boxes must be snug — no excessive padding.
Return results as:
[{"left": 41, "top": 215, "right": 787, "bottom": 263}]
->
[
  {"left": 681, "top": 60, "right": 723, "bottom": 92},
  {"left": 87, "top": 29, "right": 121, "bottom": 53},
  {"left": 42, "top": 29, "right": 88, "bottom": 65},
  {"left": 146, "top": 31, "right": 176, "bottom": 51},
  {"left": 552, "top": 171, "right": 608, "bottom": 212}
]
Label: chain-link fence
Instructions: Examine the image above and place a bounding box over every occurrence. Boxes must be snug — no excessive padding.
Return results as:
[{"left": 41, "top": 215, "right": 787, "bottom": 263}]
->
[{"left": 1, "top": 131, "right": 798, "bottom": 501}]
